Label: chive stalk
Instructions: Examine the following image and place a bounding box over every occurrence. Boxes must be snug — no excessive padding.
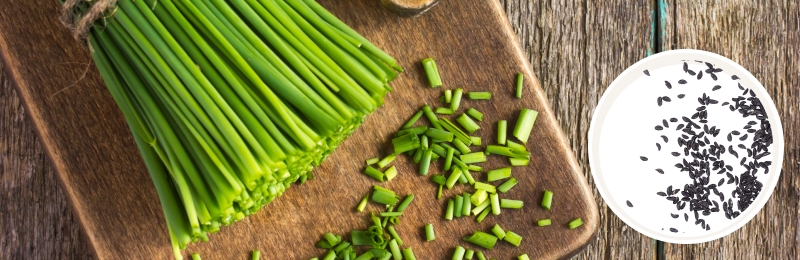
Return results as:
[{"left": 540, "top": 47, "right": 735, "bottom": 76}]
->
[
  {"left": 462, "top": 231, "right": 498, "bottom": 250},
  {"left": 456, "top": 114, "right": 481, "bottom": 133},
  {"left": 474, "top": 182, "right": 497, "bottom": 193},
  {"left": 467, "top": 92, "right": 492, "bottom": 100},
  {"left": 402, "top": 111, "right": 424, "bottom": 129},
  {"left": 422, "top": 58, "right": 442, "bottom": 87},
  {"left": 465, "top": 249, "right": 474, "bottom": 260},
  {"left": 452, "top": 246, "right": 466, "bottom": 260},
  {"left": 490, "top": 193, "right": 501, "bottom": 215},
  {"left": 460, "top": 152, "right": 487, "bottom": 164},
  {"left": 444, "top": 90, "right": 453, "bottom": 103},
  {"left": 450, "top": 88, "right": 464, "bottom": 111},
  {"left": 569, "top": 218, "right": 584, "bottom": 229},
  {"left": 425, "top": 224, "right": 436, "bottom": 241},
  {"left": 537, "top": 219, "right": 551, "bottom": 226},
  {"left": 466, "top": 108, "right": 484, "bottom": 121},
  {"left": 445, "top": 199, "right": 454, "bottom": 220},
  {"left": 366, "top": 157, "right": 380, "bottom": 165},
  {"left": 542, "top": 190, "right": 553, "bottom": 210},
  {"left": 454, "top": 195, "right": 464, "bottom": 218},
  {"left": 476, "top": 251, "right": 487, "bottom": 260},
  {"left": 519, "top": 254, "right": 531, "bottom": 260},
  {"left": 436, "top": 107, "right": 455, "bottom": 115},
  {"left": 462, "top": 192, "right": 473, "bottom": 217},
  {"left": 497, "top": 120, "right": 508, "bottom": 145},
  {"left": 515, "top": 73, "right": 524, "bottom": 98},
  {"left": 444, "top": 146, "right": 455, "bottom": 171},
  {"left": 513, "top": 109, "right": 539, "bottom": 143},
  {"left": 487, "top": 167, "right": 512, "bottom": 182},
  {"left": 504, "top": 231, "right": 522, "bottom": 246},
  {"left": 476, "top": 207, "right": 491, "bottom": 223},
  {"left": 389, "top": 240, "right": 402, "bottom": 260},
  {"left": 497, "top": 178, "right": 518, "bottom": 193},
  {"left": 251, "top": 250, "right": 260, "bottom": 260},
  {"left": 357, "top": 193, "right": 369, "bottom": 212},
  {"left": 401, "top": 248, "right": 416, "bottom": 260},
  {"left": 500, "top": 199, "right": 524, "bottom": 209},
  {"left": 384, "top": 166, "right": 398, "bottom": 181},
  {"left": 377, "top": 154, "right": 397, "bottom": 168},
  {"left": 491, "top": 224, "right": 506, "bottom": 240},
  {"left": 422, "top": 105, "right": 442, "bottom": 129},
  {"left": 396, "top": 194, "right": 415, "bottom": 212},
  {"left": 364, "top": 166, "right": 386, "bottom": 182}
]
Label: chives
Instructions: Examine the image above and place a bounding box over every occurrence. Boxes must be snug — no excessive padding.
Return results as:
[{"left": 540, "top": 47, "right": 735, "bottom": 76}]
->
[
  {"left": 515, "top": 73, "right": 524, "bottom": 98},
  {"left": 419, "top": 148, "right": 433, "bottom": 175},
  {"left": 366, "top": 157, "right": 380, "bottom": 165},
  {"left": 452, "top": 246, "right": 466, "bottom": 260},
  {"left": 444, "top": 146, "right": 455, "bottom": 171},
  {"left": 497, "top": 120, "right": 508, "bottom": 145},
  {"left": 454, "top": 195, "right": 464, "bottom": 218},
  {"left": 357, "top": 193, "right": 369, "bottom": 212},
  {"left": 569, "top": 218, "right": 584, "bottom": 229},
  {"left": 476, "top": 251, "right": 487, "bottom": 260},
  {"left": 436, "top": 107, "right": 455, "bottom": 115},
  {"left": 454, "top": 139, "right": 471, "bottom": 154},
  {"left": 444, "top": 89, "right": 453, "bottom": 103},
  {"left": 462, "top": 231, "right": 498, "bottom": 250},
  {"left": 491, "top": 224, "right": 506, "bottom": 240},
  {"left": 476, "top": 207, "right": 491, "bottom": 223},
  {"left": 412, "top": 148, "right": 424, "bottom": 163},
  {"left": 485, "top": 145, "right": 530, "bottom": 159},
  {"left": 425, "top": 128, "right": 455, "bottom": 142},
  {"left": 509, "top": 158, "right": 530, "bottom": 166},
  {"left": 468, "top": 164, "right": 483, "bottom": 172},
  {"left": 354, "top": 251, "right": 374, "bottom": 260},
  {"left": 425, "top": 224, "right": 436, "bottom": 241},
  {"left": 323, "top": 250, "right": 336, "bottom": 260},
  {"left": 450, "top": 88, "right": 464, "bottom": 111},
  {"left": 471, "top": 190, "right": 489, "bottom": 206},
  {"left": 487, "top": 167, "right": 512, "bottom": 182},
  {"left": 497, "top": 178, "right": 518, "bottom": 193},
  {"left": 506, "top": 140, "right": 527, "bottom": 151},
  {"left": 372, "top": 186, "right": 399, "bottom": 205},
  {"left": 389, "top": 240, "right": 402, "bottom": 260},
  {"left": 396, "top": 194, "right": 415, "bottom": 212},
  {"left": 462, "top": 192, "right": 473, "bottom": 216},
  {"left": 500, "top": 199, "right": 524, "bottom": 209},
  {"left": 470, "top": 136, "right": 482, "bottom": 146},
  {"left": 384, "top": 166, "right": 398, "bottom": 181},
  {"left": 446, "top": 168, "right": 463, "bottom": 189},
  {"left": 364, "top": 166, "right": 386, "bottom": 182},
  {"left": 513, "top": 109, "right": 539, "bottom": 143},
  {"left": 490, "top": 193, "right": 501, "bottom": 215},
  {"left": 431, "top": 174, "right": 447, "bottom": 185},
  {"left": 518, "top": 254, "right": 531, "bottom": 260},
  {"left": 457, "top": 170, "right": 469, "bottom": 184},
  {"left": 471, "top": 199, "right": 490, "bottom": 216},
  {"left": 465, "top": 249, "right": 474, "bottom": 260},
  {"left": 324, "top": 232, "right": 340, "bottom": 246},
  {"left": 440, "top": 118, "right": 472, "bottom": 145},
  {"left": 466, "top": 108, "right": 484, "bottom": 121},
  {"left": 401, "top": 248, "right": 416, "bottom": 260},
  {"left": 397, "top": 126, "right": 428, "bottom": 136},
  {"left": 445, "top": 199, "right": 455, "bottom": 220},
  {"left": 460, "top": 152, "right": 487, "bottom": 164},
  {"left": 456, "top": 114, "right": 481, "bottom": 133},
  {"left": 388, "top": 225, "right": 403, "bottom": 246},
  {"left": 192, "top": 253, "right": 201, "bottom": 260},
  {"left": 422, "top": 58, "right": 442, "bottom": 87},
  {"left": 422, "top": 104, "right": 442, "bottom": 129},
  {"left": 377, "top": 154, "right": 397, "bottom": 168},
  {"left": 462, "top": 169, "right": 476, "bottom": 185},
  {"left": 392, "top": 133, "right": 421, "bottom": 154},
  {"left": 402, "top": 110, "right": 424, "bottom": 129},
  {"left": 380, "top": 212, "right": 403, "bottom": 217},
  {"left": 437, "top": 184, "right": 443, "bottom": 199},
  {"left": 542, "top": 190, "right": 554, "bottom": 210},
  {"left": 467, "top": 92, "right": 492, "bottom": 100},
  {"left": 474, "top": 182, "right": 497, "bottom": 194},
  {"left": 537, "top": 219, "right": 551, "bottom": 226},
  {"left": 503, "top": 231, "right": 523, "bottom": 246}
]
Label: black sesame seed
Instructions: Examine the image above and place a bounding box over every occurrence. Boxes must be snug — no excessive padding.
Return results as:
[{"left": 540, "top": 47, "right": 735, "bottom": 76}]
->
[
  {"left": 663, "top": 96, "right": 672, "bottom": 102},
  {"left": 656, "top": 125, "right": 664, "bottom": 130},
  {"left": 658, "top": 97, "right": 663, "bottom": 106},
  {"left": 641, "top": 156, "right": 649, "bottom": 161},
  {"left": 657, "top": 192, "right": 667, "bottom": 196},
  {"left": 712, "top": 85, "right": 721, "bottom": 91},
  {"left": 732, "top": 75, "right": 739, "bottom": 80},
  {"left": 656, "top": 168, "right": 664, "bottom": 174},
  {"left": 678, "top": 79, "right": 687, "bottom": 84},
  {"left": 697, "top": 71, "right": 704, "bottom": 80},
  {"left": 670, "top": 118, "right": 678, "bottom": 122},
  {"left": 644, "top": 70, "right": 650, "bottom": 76},
  {"left": 739, "top": 134, "right": 748, "bottom": 141},
  {"left": 710, "top": 73, "right": 718, "bottom": 80},
  {"left": 665, "top": 81, "right": 672, "bottom": 89},
  {"left": 669, "top": 228, "right": 678, "bottom": 233},
  {"left": 663, "top": 120, "right": 669, "bottom": 128},
  {"left": 671, "top": 213, "right": 679, "bottom": 218},
  {"left": 678, "top": 94, "right": 685, "bottom": 99},
  {"left": 671, "top": 152, "right": 680, "bottom": 157},
  {"left": 661, "top": 135, "right": 669, "bottom": 143},
  {"left": 656, "top": 143, "right": 662, "bottom": 151}
]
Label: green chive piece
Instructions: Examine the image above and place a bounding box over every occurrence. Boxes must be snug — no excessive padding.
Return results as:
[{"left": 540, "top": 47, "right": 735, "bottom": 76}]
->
[
  {"left": 397, "top": 126, "right": 429, "bottom": 137},
  {"left": 251, "top": 250, "right": 260, "bottom": 260},
  {"left": 569, "top": 218, "right": 584, "bottom": 229},
  {"left": 402, "top": 110, "right": 424, "bottom": 129},
  {"left": 437, "top": 184, "right": 443, "bottom": 199},
  {"left": 422, "top": 104, "right": 442, "bottom": 130},
  {"left": 491, "top": 224, "right": 506, "bottom": 240},
  {"left": 506, "top": 140, "right": 527, "bottom": 151},
  {"left": 466, "top": 108, "right": 484, "bottom": 121},
  {"left": 457, "top": 170, "right": 469, "bottom": 184},
  {"left": 444, "top": 89, "right": 453, "bottom": 103},
  {"left": 450, "top": 88, "right": 464, "bottom": 111},
  {"left": 354, "top": 251, "right": 374, "bottom": 260},
  {"left": 396, "top": 194, "right": 415, "bottom": 212},
  {"left": 485, "top": 145, "right": 530, "bottom": 159},
  {"left": 515, "top": 73, "right": 524, "bottom": 98},
  {"left": 393, "top": 133, "right": 421, "bottom": 154},
  {"left": 513, "top": 109, "right": 539, "bottom": 143},
  {"left": 490, "top": 193, "right": 501, "bottom": 215},
  {"left": 452, "top": 246, "right": 466, "bottom": 260},
  {"left": 311, "top": 258, "right": 319, "bottom": 260},
  {"left": 436, "top": 107, "right": 455, "bottom": 115},
  {"left": 463, "top": 169, "right": 476, "bottom": 185},
  {"left": 537, "top": 219, "right": 552, "bottom": 226},
  {"left": 323, "top": 250, "right": 336, "bottom": 260},
  {"left": 412, "top": 147, "right": 424, "bottom": 164},
  {"left": 357, "top": 193, "right": 370, "bottom": 212},
  {"left": 380, "top": 212, "right": 403, "bottom": 217},
  {"left": 324, "top": 233, "right": 340, "bottom": 246},
  {"left": 402, "top": 248, "right": 416, "bottom": 260},
  {"left": 445, "top": 199, "right": 455, "bottom": 220},
  {"left": 500, "top": 199, "right": 524, "bottom": 209},
  {"left": 462, "top": 192, "right": 473, "bottom": 217},
  {"left": 460, "top": 152, "right": 487, "bottom": 164},
  {"left": 457, "top": 114, "right": 481, "bottom": 134},
  {"left": 476, "top": 251, "right": 487, "bottom": 260},
  {"left": 388, "top": 225, "right": 403, "bottom": 246},
  {"left": 364, "top": 166, "right": 386, "bottom": 182},
  {"left": 425, "top": 224, "right": 436, "bottom": 241},
  {"left": 454, "top": 195, "right": 464, "bottom": 218},
  {"left": 422, "top": 58, "right": 442, "bottom": 87},
  {"left": 497, "top": 120, "right": 508, "bottom": 145},
  {"left": 367, "top": 157, "right": 380, "bottom": 165},
  {"left": 476, "top": 207, "right": 491, "bottom": 223},
  {"left": 444, "top": 146, "right": 455, "bottom": 171},
  {"left": 454, "top": 139, "right": 471, "bottom": 154},
  {"left": 452, "top": 157, "right": 469, "bottom": 171},
  {"left": 384, "top": 166, "right": 398, "bottom": 181},
  {"left": 464, "top": 249, "right": 474, "bottom": 260},
  {"left": 487, "top": 167, "right": 512, "bottom": 182},
  {"left": 471, "top": 190, "right": 489, "bottom": 206},
  {"left": 467, "top": 92, "right": 492, "bottom": 100},
  {"left": 504, "top": 231, "right": 523, "bottom": 246},
  {"left": 372, "top": 186, "right": 399, "bottom": 205},
  {"left": 474, "top": 182, "right": 497, "bottom": 193},
  {"left": 470, "top": 136, "right": 482, "bottom": 146},
  {"left": 471, "top": 199, "right": 490, "bottom": 216},
  {"left": 518, "top": 254, "right": 531, "bottom": 260},
  {"left": 509, "top": 158, "right": 530, "bottom": 167},
  {"left": 378, "top": 154, "right": 397, "bottom": 168},
  {"left": 497, "top": 178, "right": 519, "bottom": 193},
  {"left": 419, "top": 148, "right": 433, "bottom": 175},
  {"left": 192, "top": 253, "right": 201, "bottom": 260},
  {"left": 389, "top": 240, "right": 402, "bottom": 260},
  {"left": 425, "top": 128, "right": 455, "bottom": 142},
  {"left": 440, "top": 118, "right": 472, "bottom": 145},
  {"left": 468, "top": 165, "right": 483, "bottom": 172},
  {"left": 317, "top": 240, "right": 333, "bottom": 249},
  {"left": 462, "top": 231, "right": 498, "bottom": 250},
  {"left": 542, "top": 190, "right": 554, "bottom": 210},
  {"left": 432, "top": 174, "right": 447, "bottom": 185},
  {"left": 446, "top": 168, "right": 463, "bottom": 189}
]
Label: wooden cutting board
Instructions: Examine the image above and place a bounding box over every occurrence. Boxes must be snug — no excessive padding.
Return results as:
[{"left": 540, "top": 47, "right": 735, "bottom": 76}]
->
[{"left": 0, "top": 0, "right": 598, "bottom": 259}]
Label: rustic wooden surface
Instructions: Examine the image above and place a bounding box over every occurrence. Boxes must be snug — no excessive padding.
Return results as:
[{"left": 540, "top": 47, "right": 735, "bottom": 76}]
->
[
  {"left": 1, "top": 0, "right": 797, "bottom": 259},
  {"left": 0, "top": 0, "right": 599, "bottom": 259}
]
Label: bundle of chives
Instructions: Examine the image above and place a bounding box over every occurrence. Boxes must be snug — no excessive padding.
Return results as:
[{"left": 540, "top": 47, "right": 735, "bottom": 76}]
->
[{"left": 84, "top": 0, "right": 401, "bottom": 257}]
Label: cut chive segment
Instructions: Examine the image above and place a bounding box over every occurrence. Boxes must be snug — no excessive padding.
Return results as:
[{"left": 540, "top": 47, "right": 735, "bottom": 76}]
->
[
  {"left": 471, "top": 189, "right": 489, "bottom": 205},
  {"left": 364, "top": 166, "right": 386, "bottom": 182},
  {"left": 450, "top": 88, "right": 464, "bottom": 111},
  {"left": 422, "top": 104, "right": 442, "bottom": 130},
  {"left": 425, "top": 128, "right": 455, "bottom": 142},
  {"left": 509, "top": 158, "right": 530, "bottom": 166},
  {"left": 466, "top": 108, "right": 484, "bottom": 121},
  {"left": 515, "top": 73, "right": 524, "bottom": 98},
  {"left": 462, "top": 231, "right": 498, "bottom": 250},
  {"left": 436, "top": 107, "right": 455, "bottom": 115},
  {"left": 422, "top": 58, "right": 442, "bottom": 87},
  {"left": 396, "top": 194, "right": 415, "bottom": 212},
  {"left": 372, "top": 186, "right": 399, "bottom": 205},
  {"left": 518, "top": 254, "right": 531, "bottom": 260},
  {"left": 460, "top": 152, "right": 487, "bottom": 164},
  {"left": 506, "top": 140, "right": 527, "bottom": 151},
  {"left": 446, "top": 168, "right": 463, "bottom": 189},
  {"left": 456, "top": 113, "right": 481, "bottom": 133},
  {"left": 388, "top": 225, "right": 403, "bottom": 246},
  {"left": 377, "top": 154, "right": 397, "bottom": 168},
  {"left": 476, "top": 251, "right": 487, "bottom": 260},
  {"left": 537, "top": 219, "right": 552, "bottom": 226},
  {"left": 251, "top": 250, "right": 260, "bottom": 260},
  {"left": 467, "top": 92, "right": 492, "bottom": 100},
  {"left": 500, "top": 199, "right": 524, "bottom": 209},
  {"left": 392, "top": 133, "right": 421, "bottom": 154},
  {"left": 497, "top": 120, "right": 508, "bottom": 145},
  {"left": 513, "top": 108, "right": 539, "bottom": 143},
  {"left": 454, "top": 195, "right": 464, "bottom": 218},
  {"left": 445, "top": 199, "right": 454, "bottom": 220},
  {"left": 440, "top": 118, "right": 472, "bottom": 145},
  {"left": 454, "top": 139, "right": 471, "bottom": 154},
  {"left": 486, "top": 167, "right": 512, "bottom": 182},
  {"left": 541, "top": 190, "right": 553, "bottom": 210},
  {"left": 471, "top": 199, "right": 490, "bottom": 216},
  {"left": 384, "top": 166, "right": 398, "bottom": 181},
  {"left": 444, "top": 89, "right": 453, "bottom": 103},
  {"left": 485, "top": 145, "right": 530, "bottom": 159},
  {"left": 462, "top": 192, "right": 472, "bottom": 216},
  {"left": 452, "top": 246, "right": 466, "bottom": 260},
  {"left": 476, "top": 207, "right": 491, "bottom": 223},
  {"left": 474, "top": 182, "right": 497, "bottom": 194},
  {"left": 366, "top": 157, "right": 380, "bottom": 165},
  {"left": 192, "top": 253, "right": 201, "bottom": 260},
  {"left": 444, "top": 146, "right": 455, "bottom": 171},
  {"left": 465, "top": 249, "right": 474, "bottom": 260},
  {"left": 419, "top": 148, "right": 433, "bottom": 175},
  {"left": 504, "top": 231, "right": 522, "bottom": 246},
  {"left": 402, "top": 110, "right": 424, "bottom": 129},
  {"left": 497, "top": 178, "right": 518, "bottom": 193},
  {"left": 491, "top": 224, "right": 506, "bottom": 240},
  {"left": 468, "top": 164, "right": 483, "bottom": 172},
  {"left": 470, "top": 136, "right": 482, "bottom": 146},
  {"left": 569, "top": 218, "right": 584, "bottom": 229},
  {"left": 389, "top": 240, "right": 402, "bottom": 260},
  {"left": 357, "top": 193, "right": 369, "bottom": 212},
  {"left": 425, "top": 224, "right": 435, "bottom": 241},
  {"left": 401, "top": 248, "right": 416, "bottom": 260},
  {"left": 490, "top": 193, "right": 501, "bottom": 215}
]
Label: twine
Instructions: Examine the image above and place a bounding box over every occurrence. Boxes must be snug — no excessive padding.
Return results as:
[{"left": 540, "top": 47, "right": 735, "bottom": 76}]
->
[{"left": 60, "top": 0, "right": 118, "bottom": 41}]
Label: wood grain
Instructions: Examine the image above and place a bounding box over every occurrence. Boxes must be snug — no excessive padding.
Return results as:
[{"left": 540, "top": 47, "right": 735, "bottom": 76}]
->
[
  {"left": 0, "top": 0, "right": 598, "bottom": 259},
  {"left": 661, "top": 0, "right": 800, "bottom": 258}
]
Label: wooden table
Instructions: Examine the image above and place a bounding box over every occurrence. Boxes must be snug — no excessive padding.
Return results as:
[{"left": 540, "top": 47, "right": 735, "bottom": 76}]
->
[{"left": 1, "top": 0, "right": 797, "bottom": 259}]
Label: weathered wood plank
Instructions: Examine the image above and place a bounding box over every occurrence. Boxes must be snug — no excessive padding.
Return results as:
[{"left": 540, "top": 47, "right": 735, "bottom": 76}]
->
[
  {"left": 499, "top": 0, "right": 658, "bottom": 259},
  {"left": 662, "top": 0, "right": 800, "bottom": 258}
]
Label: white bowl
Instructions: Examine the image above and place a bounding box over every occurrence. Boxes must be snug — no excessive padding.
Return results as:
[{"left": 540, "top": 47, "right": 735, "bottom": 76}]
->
[{"left": 588, "top": 49, "right": 784, "bottom": 244}]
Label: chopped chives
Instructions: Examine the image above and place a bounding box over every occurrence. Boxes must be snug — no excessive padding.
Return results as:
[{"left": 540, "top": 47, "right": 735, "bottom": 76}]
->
[
  {"left": 471, "top": 199, "right": 490, "bottom": 216},
  {"left": 422, "top": 104, "right": 442, "bottom": 130},
  {"left": 396, "top": 194, "right": 415, "bottom": 212},
  {"left": 541, "top": 190, "right": 553, "bottom": 210},
  {"left": 421, "top": 135, "right": 429, "bottom": 150},
  {"left": 487, "top": 167, "right": 512, "bottom": 182},
  {"left": 388, "top": 225, "right": 403, "bottom": 246},
  {"left": 569, "top": 218, "right": 584, "bottom": 229},
  {"left": 351, "top": 231, "right": 372, "bottom": 246},
  {"left": 515, "top": 73, "right": 524, "bottom": 98},
  {"left": 419, "top": 148, "right": 433, "bottom": 175},
  {"left": 450, "top": 88, "right": 464, "bottom": 111},
  {"left": 476, "top": 207, "right": 491, "bottom": 223},
  {"left": 401, "top": 248, "right": 416, "bottom": 260},
  {"left": 462, "top": 231, "right": 498, "bottom": 250},
  {"left": 444, "top": 89, "right": 453, "bottom": 103},
  {"left": 444, "top": 146, "right": 455, "bottom": 171},
  {"left": 518, "top": 254, "right": 531, "bottom": 260},
  {"left": 380, "top": 212, "right": 403, "bottom": 217},
  {"left": 333, "top": 241, "right": 351, "bottom": 253},
  {"left": 252, "top": 251, "right": 261, "bottom": 260},
  {"left": 397, "top": 125, "right": 429, "bottom": 137},
  {"left": 384, "top": 166, "right": 398, "bottom": 181},
  {"left": 513, "top": 108, "right": 539, "bottom": 143},
  {"left": 452, "top": 246, "right": 466, "bottom": 260},
  {"left": 460, "top": 152, "right": 487, "bottom": 164},
  {"left": 466, "top": 108, "right": 484, "bottom": 121},
  {"left": 436, "top": 107, "right": 455, "bottom": 115},
  {"left": 470, "top": 136, "right": 482, "bottom": 146},
  {"left": 497, "top": 178, "right": 518, "bottom": 193},
  {"left": 500, "top": 199, "right": 524, "bottom": 209},
  {"left": 357, "top": 193, "right": 369, "bottom": 212},
  {"left": 457, "top": 170, "right": 469, "bottom": 184},
  {"left": 440, "top": 118, "right": 472, "bottom": 145},
  {"left": 389, "top": 240, "right": 402, "bottom": 260},
  {"left": 377, "top": 154, "right": 397, "bottom": 168},
  {"left": 324, "top": 232, "right": 340, "bottom": 246},
  {"left": 456, "top": 114, "right": 481, "bottom": 133},
  {"left": 454, "top": 138, "right": 471, "bottom": 154},
  {"left": 485, "top": 145, "right": 530, "bottom": 159},
  {"left": 467, "top": 91, "right": 492, "bottom": 100},
  {"left": 471, "top": 189, "right": 489, "bottom": 206},
  {"left": 437, "top": 185, "right": 443, "bottom": 199},
  {"left": 412, "top": 147, "right": 424, "bottom": 163},
  {"left": 490, "top": 193, "right": 501, "bottom": 215},
  {"left": 462, "top": 192, "right": 473, "bottom": 216},
  {"left": 425, "top": 224, "right": 435, "bottom": 241},
  {"left": 402, "top": 110, "right": 424, "bottom": 129},
  {"left": 454, "top": 195, "right": 464, "bottom": 218},
  {"left": 464, "top": 249, "right": 474, "bottom": 260},
  {"left": 462, "top": 169, "right": 476, "bottom": 185},
  {"left": 509, "top": 158, "right": 529, "bottom": 166},
  {"left": 372, "top": 186, "right": 399, "bottom": 205},
  {"left": 474, "top": 182, "right": 497, "bottom": 193},
  {"left": 366, "top": 157, "right": 380, "bottom": 165},
  {"left": 425, "top": 128, "right": 455, "bottom": 142},
  {"left": 446, "top": 168, "right": 463, "bottom": 189},
  {"left": 317, "top": 240, "right": 333, "bottom": 249},
  {"left": 503, "top": 231, "right": 523, "bottom": 246},
  {"left": 422, "top": 58, "right": 442, "bottom": 87},
  {"left": 432, "top": 174, "right": 447, "bottom": 185},
  {"left": 392, "top": 133, "right": 421, "bottom": 154},
  {"left": 364, "top": 166, "right": 386, "bottom": 182},
  {"left": 491, "top": 224, "right": 506, "bottom": 240},
  {"left": 323, "top": 250, "right": 336, "bottom": 260},
  {"left": 476, "top": 251, "right": 487, "bottom": 260},
  {"left": 445, "top": 199, "right": 454, "bottom": 220},
  {"left": 192, "top": 253, "right": 201, "bottom": 260},
  {"left": 354, "top": 251, "right": 374, "bottom": 260},
  {"left": 452, "top": 157, "right": 469, "bottom": 171},
  {"left": 468, "top": 164, "right": 483, "bottom": 172},
  {"left": 537, "top": 219, "right": 551, "bottom": 226},
  {"left": 497, "top": 120, "right": 508, "bottom": 145},
  {"left": 506, "top": 140, "right": 527, "bottom": 151}
]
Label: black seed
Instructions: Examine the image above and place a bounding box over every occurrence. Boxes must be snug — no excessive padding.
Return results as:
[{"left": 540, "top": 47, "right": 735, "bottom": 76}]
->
[
  {"left": 657, "top": 192, "right": 667, "bottom": 196},
  {"left": 656, "top": 143, "right": 662, "bottom": 151},
  {"left": 712, "top": 85, "right": 721, "bottom": 91},
  {"left": 710, "top": 73, "right": 718, "bottom": 80},
  {"left": 683, "top": 62, "right": 689, "bottom": 71},
  {"left": 727, "top": 133, "right": 732, "bottom": 142},
  {"left": 739, "top": 134, "right": 748, "bottom": 141},
  {"left": 732, "top": 75, "right": 739, "bottom": 80},
  {"left": 644, "top": 70, "right": 650, "bottom": 76},
  {"left": 661, "top": 135, "right": 669, "bottom": 143},
  {"left": 738, "top": 83, "right": 745, "bottom": 90},
  {"left": 665, "top": 81, "right": 672, "bottom": 89},
  {"left": 663, "top": 120, "right": 669, "bottom": 127},
  {"left": 688, "top": 70, "right": 696, "bottom": 76},
  {"left": 684, "top": 213, "right": 689, "bottom": 222},
  {"left": 670, "top": 118, "right": 678, "bottom": 122},
  {"left": 640, "top": 156, "right": 649, "bottom": 161},
  {"left": 656, "top": 168, "right": 664, "bottom": 174},
  {"left": 627, "top": 200, "right": 634, "bottom": 207},
  {"left": 678, "top": 94, "right": 685, "bottom": 99},
  {"left": 658, "top": 97, "right": 663, "bottom": 106},
  {"left": 705, "top": 62, "right": 714, "bottom": 69},
  {"left": 722, "top": 102, "right": 730, "bottom": 106},
  {"left": 679, "top": 79, "right": 687, "bottom": 84},
  {"left": 697, "top": 71, "right": 704, "bottom": 79},
  {"left": 676, "top": 124, "right": 685, "bottom": 130},
  {"left": 718, "top": 178, "right": 724, "bottom": 186},
  {"left": 671, "top": 152, "right": 680, "bottom": 157},
  {"left": 671, "top": 213, "right": 679, "bottom": 218},
  {"left": 656, "top": 125, "right": 664, "bottom": 130},
  {"left": 663, "top": 96, "right": 672, "bottom": 102},
  {"left": 731, "top": 130, "right": 741, "bottom": 135},
  {"left": 669, "top": 228, "right": 678, "bottom": 233}
]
